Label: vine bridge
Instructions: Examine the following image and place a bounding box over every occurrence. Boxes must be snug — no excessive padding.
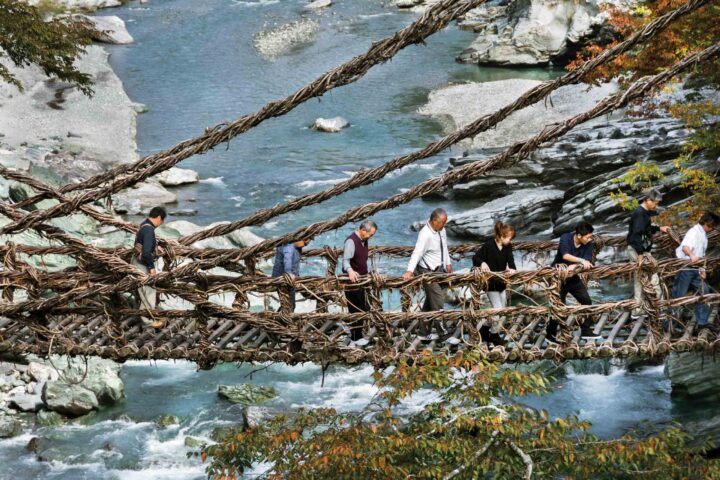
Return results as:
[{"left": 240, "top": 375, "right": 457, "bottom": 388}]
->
[{"left": 0, "top": 0, "right": 719, "bottom": 368}]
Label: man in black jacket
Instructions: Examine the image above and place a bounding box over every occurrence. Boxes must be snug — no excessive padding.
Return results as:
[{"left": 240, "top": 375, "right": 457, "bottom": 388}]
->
[
  {"left": 626, "top": 190, "right": 670, "bottom": 318},
  {"left": 132, "top": 206, "right": 166, "bottom": 327}
]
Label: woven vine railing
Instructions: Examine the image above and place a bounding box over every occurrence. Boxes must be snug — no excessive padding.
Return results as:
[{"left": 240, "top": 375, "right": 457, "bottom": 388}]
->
[{"left": 0, "top": 0, "right": 718, "bottom": 368}]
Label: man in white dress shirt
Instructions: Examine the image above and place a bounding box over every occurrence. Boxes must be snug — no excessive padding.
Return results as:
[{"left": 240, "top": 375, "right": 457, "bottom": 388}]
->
[
  {"left": 403, "top": 208, "right": 453, "bottom": 340},
  {"left": 672, "top": 212, "right": 719, "bottom": 332}
]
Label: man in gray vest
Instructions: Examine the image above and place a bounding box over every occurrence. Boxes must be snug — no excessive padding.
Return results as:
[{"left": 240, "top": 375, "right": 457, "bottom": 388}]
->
[
  {"left": 342, "top": 219, "right": 378, "bottom": 345},
  {"left": 403, "top": 208, "right": 452, "bottom": 340}
]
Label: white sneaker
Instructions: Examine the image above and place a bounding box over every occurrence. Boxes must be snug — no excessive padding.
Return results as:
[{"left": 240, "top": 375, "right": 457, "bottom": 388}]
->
[
  {"left": 353, "top": 338, "right": 369, "bottom": 347},
  {"left": 426, "top": 333, "right": 439, "bottom": 341},
  {"left": 446, "top": 336, "right": 461, "bottom": 346}
]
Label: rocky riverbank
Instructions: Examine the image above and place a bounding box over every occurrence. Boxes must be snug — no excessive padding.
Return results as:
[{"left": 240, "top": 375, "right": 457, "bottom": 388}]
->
[{"left": 418, "top": 77, "right": 718, "bottom": 239}]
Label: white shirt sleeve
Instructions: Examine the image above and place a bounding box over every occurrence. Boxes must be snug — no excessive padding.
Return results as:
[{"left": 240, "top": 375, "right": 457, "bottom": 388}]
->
[
  {"left": 441, "top": 229, "right": 450, "bottom": 266},
  {"left": 680, "top": 227, "right": 699, "bottom": 256},
  {"left": 407, "top": 228, "right": 429, "bottom": 272}
]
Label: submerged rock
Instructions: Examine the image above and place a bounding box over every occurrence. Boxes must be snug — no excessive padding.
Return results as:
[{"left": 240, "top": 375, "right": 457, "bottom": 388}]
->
[
  {"left": 311, "top": 116, "right": 350, "bottom": 133},
  {"left": 184, "top": 436, "right": 206, "bottom": 448},
  {"left": 243, "top": 405, "right": 278, "bottom": 429},
  {"left": 156, "top": 414, "right": 180, "bottom": 428},
  {"left": 253, "top": 19, "right": 320, "bottom": 60},
  {"left": 218, "top": 384, "right": 277, "bottom": 406}
]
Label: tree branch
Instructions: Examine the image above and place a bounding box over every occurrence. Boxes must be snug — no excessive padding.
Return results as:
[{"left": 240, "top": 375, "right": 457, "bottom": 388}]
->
[
  {"left": 507, "top": 440, "right": 534, "bottom": 479},
  {"left": 443, "top": 430, "right": 500, "bottom": 480}
]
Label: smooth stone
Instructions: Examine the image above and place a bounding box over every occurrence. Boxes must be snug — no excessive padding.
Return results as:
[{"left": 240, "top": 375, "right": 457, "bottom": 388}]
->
[
  {"left": 28, "top": 362, "right": 59, "bottom": 383},
  {"left": 113, "top": 181, "right": 177, "bottom": 214},
  {"left": 155, "top": 167, "right": 199, "bottom": 187},
  {"left": 418, "top": 79, "right": 616, "bottom": 150},
  {"left": 304, "top": 0, "right": 331, "bottom": 9},
  {"left": 311, "top": 116, "right": 349, "bottom": 133},
  {"left": 8, "top": 393, "right": 44, "bottom": 412}
]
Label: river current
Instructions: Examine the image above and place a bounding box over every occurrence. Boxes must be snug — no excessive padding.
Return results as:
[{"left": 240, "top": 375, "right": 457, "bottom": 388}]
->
[{"left": 0, "top": 0, "right": 716, "bottom": 478}]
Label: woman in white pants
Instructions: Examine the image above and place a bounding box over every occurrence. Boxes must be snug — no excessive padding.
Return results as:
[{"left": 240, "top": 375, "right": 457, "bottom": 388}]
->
[{"left": 472, "top": 221, "right": 517, "bottom": 345}]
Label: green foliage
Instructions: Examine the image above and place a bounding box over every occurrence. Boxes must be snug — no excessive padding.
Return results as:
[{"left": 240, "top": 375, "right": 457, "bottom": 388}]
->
[
  {"left": 0, "top": 0, "right": 95, "bottom": 95},
  {"left": 198, "top": 351, "right": 720, "bottom": 479}
]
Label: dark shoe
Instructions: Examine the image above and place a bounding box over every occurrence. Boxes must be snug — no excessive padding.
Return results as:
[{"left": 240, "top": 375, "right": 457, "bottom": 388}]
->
[
  {"left": 580, "top": 327, "right": 599, "bottom": 339},
  {"left": 545, "top": 333, "right": 559, "bottom": 345},
  {"left": 487, "top": 332, "right": 505, "bottom": 346}
]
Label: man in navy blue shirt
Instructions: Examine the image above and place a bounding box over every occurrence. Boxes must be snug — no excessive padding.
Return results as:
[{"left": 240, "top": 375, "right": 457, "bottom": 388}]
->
[
  {"left": 546, "top": 221, "right": 596, "bottom": 343},
  {"left": 132, "top": 206, "right": 166, "bottom": 328}
]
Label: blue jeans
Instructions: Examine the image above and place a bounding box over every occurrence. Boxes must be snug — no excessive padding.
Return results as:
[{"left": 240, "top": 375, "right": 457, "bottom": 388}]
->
[{"left": 672, "top": 268, "right": 710, "bottom": 326}]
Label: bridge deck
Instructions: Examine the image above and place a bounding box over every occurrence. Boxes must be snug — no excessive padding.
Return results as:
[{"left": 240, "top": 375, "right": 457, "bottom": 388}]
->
[{"left": 1, "top": 306, "right": 717, "bottom": 366}]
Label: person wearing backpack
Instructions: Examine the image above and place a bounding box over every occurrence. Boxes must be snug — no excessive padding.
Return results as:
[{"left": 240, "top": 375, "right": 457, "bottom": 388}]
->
[{"left": 132, "top": 206, "right": 166, "bottom": 328}]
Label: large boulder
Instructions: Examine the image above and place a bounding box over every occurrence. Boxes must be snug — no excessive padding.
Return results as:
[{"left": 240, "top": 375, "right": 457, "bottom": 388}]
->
[
  {"left": 218, "top": 384, "right": 277, "bottom": 406},
  {"left": 665, "top": 352, "right": 720, "bottom": 401},
  {"left": 73, "top": 15, "right": 134, "bottom": 44},
  {"left": 418, "top": 79, "right": 616, "bottom": 151},
  {"left": 42, "top": 381, "right": 99, "bottom": 417},
  {"left": 446, "top": 187, "right": 564, "bottom": 239},
  {"left": 30, "top": 356, "right": 124, "bottom": 406},
  {"left": 457, "top": 0, "right": 609, "bottom": 66}
]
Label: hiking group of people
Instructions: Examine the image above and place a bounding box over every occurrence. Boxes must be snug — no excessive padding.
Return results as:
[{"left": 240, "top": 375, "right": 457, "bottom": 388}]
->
[{"left": 132, "top": 193, "right": 718, "bottom": 346}]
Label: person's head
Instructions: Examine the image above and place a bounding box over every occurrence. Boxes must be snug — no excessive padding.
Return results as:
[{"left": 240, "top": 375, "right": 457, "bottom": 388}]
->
[
  {"left": 429, "top": 208, "right": 448, "bottom": 231},
  {"left": 357, "top": 219, "right": 377, "bottom": 241},
  {"left": 147, "top": 206, "right": 167, "bottom": 227},
  {"left": 641, "top": 189, "right": 663, "bottom": 211},
  {"left": 699, "top": 212, "right": 720, "bottom": 232},
  {"left": 494, "top": 221, "right": 516, "bottom": 246},
  {"left": 574, "top": 221, "right": 594, "bottom": 245},
  {"left": 294, "top": 237, "right": 312, "bottom": 248}
]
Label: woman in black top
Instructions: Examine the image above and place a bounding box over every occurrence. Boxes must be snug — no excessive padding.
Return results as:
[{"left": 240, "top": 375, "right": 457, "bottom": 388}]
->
[{"left": 472, "top": 221, "right": 517, "bottom": 345}]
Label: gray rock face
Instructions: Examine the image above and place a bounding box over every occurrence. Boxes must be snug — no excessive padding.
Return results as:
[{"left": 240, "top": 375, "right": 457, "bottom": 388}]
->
[
  {"left": 666, "top": 352, "right": 720, "bottom": 401},
  {"left": 73, "top": 15, "right": 134, "bottom": 44},
  {"left": 8, "top": 393, "right": 44, "bottom": 413},
  {"left": 42, "top": 382, "right": 99, "bottom": 417},
  {"left": 458, "top": 0, "right": 607, "bottom": 66},
  {"left": 311, "top": 117, "right": 350, "bottom": 133},
  {"left": 446, "top": 187, "right": 563, "bottom": 239},
  {"left": 36, "top": 410, "right": 67, "bottom": 427},
  {"left": 418, "top": 79, "right": 616, "bottom": 151}
]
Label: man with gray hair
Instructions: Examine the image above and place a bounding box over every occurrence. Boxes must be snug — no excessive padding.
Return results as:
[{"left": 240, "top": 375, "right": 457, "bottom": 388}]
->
[
  {"left": 403, "top": 208, "right": 453, "bottom": 340},
  {"left": 626, "top": 189, "right": 670, "bottom": 318},
  {"left": 342, "top": 219, "right": 378, "bottom": 345}
]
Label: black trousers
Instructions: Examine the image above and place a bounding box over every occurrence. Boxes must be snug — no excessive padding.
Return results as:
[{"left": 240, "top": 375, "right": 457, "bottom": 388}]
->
[
  {"left": 345, "top": 288, "right": 369, "bottom": 341},
  {"left": 547, "top": 276, "right": 592, "bottom": 337}
]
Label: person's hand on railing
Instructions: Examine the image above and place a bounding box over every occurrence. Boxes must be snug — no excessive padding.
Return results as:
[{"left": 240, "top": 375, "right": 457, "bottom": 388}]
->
[
  {"left": 348, "top": 269, "right": 360, "bottom": 283},
  {"left": 480, "top": 262, "right": 490, "bottom": 273},
  {"left": 660, "top": 226, "right": 671, "bottom": 234},
  {"left": 445, "top": 264, "right": 453, "bottom": 273},
  {"left": 402, "top": 271, "right": 413, "bottom": 281}
]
